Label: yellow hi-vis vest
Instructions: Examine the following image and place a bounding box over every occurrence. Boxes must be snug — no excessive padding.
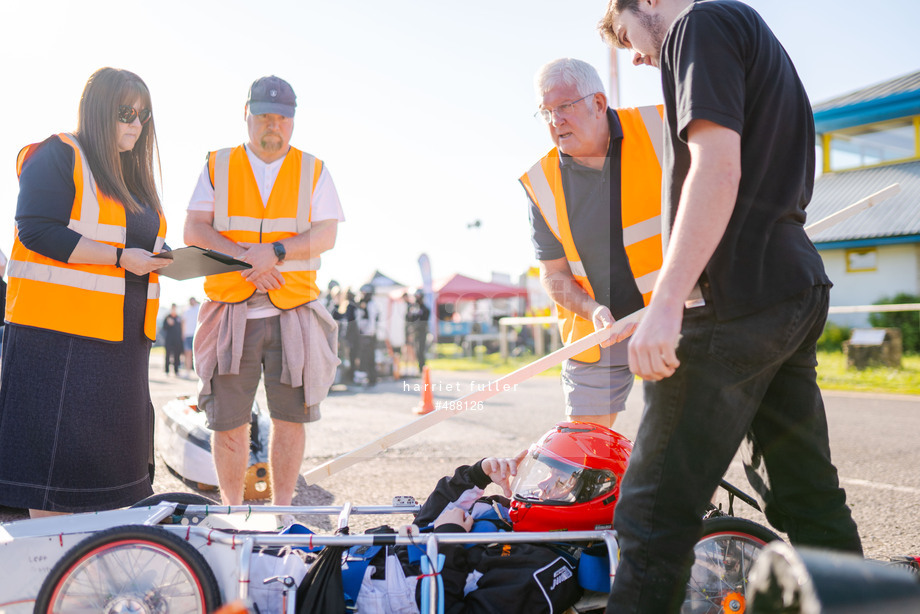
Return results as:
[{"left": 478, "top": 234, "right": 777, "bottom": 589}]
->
[
  {"left": 203, "top": 145, "right": 323, "bottom": 308},
  {"left": 520, "top": 106, "right": 664, "bottom": 363},
  {"left": 6, "top": 133, "right": 166, "bottom": 342}
]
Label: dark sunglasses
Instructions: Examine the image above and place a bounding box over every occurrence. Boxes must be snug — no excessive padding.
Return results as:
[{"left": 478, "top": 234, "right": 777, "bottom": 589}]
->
[{"left": 117, "top": 105, "right": 152, "bottom": 125}]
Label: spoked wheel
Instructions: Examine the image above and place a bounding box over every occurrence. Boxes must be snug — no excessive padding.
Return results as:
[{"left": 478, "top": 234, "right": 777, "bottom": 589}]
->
[
  {"left": 35, "top": 525, "right": 220, "bottom": 614},
  {"left": 681, "top": 516, "right": 780, "bottom": 614}
]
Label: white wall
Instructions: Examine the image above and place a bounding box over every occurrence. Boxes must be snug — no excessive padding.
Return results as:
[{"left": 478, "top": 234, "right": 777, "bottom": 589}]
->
[{"left": 822, "top": 243, "right": 920, "bottom": 327}]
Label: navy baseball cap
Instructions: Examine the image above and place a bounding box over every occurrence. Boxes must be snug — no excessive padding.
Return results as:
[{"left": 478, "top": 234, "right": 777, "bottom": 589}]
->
[{"left": 247, "top": 75, "right": 296, "bottom": 117}]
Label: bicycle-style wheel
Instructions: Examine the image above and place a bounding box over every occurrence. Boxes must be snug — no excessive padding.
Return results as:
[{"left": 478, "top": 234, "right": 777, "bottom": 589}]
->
[
  {"left": 35, "top": 525, "right": 221, "bottom": 614},
  {"left": 682, "top": 516, "right": 780, "bottom": 614}
]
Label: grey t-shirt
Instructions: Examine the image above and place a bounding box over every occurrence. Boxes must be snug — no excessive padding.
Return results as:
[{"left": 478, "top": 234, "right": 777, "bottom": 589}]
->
[{"left": 526, "top": 110, "right": 646, "bottom": 364}]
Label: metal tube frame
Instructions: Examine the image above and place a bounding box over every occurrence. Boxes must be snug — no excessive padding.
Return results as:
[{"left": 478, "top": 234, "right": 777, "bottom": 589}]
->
[
  {"left": 163, "top": 526, "right": 617, "bottom": 611},
  {"left": 144, "top": 501, "right": 618, "bottom": 612}
]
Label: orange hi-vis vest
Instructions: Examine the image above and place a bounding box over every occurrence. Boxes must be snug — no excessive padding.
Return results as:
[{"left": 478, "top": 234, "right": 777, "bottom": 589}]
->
[
  {"left": 203, "top": 145, "right": 323, "bottom": 308},
  {"left": 6, "top": 133, "right": 166, "bottom": 342},
  {"left": 520, "top": 106, "right": 665, "bottom": 363}
]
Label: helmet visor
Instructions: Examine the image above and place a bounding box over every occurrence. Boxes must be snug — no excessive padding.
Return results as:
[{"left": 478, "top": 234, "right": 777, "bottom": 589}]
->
[{"left": 511, "top": 448, "right": 585, "bottom": 504}]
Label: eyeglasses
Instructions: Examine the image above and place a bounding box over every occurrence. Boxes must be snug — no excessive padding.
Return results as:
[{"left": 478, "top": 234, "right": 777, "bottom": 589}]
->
[
  {"left": 534, "top": 93, "right": 596, "bottom": 123},
  {"left": 117, "top": 105, "right": 152, "bottom": 125}
]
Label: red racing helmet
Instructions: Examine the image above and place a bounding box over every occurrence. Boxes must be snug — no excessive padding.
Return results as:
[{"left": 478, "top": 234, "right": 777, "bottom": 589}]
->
[{"left": 508, "top": 421, "right": 632, "bottom": 532}]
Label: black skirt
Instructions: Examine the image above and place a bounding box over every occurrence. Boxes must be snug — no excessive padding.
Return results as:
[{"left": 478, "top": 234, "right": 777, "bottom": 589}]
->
[{"left": 0, "top": 281, "right": 155, "bottom": 512}]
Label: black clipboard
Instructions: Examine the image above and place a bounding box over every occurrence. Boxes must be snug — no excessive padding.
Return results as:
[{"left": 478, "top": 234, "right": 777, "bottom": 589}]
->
[{"left": 154, "top": 246, "right": 252, "bottom": 280}]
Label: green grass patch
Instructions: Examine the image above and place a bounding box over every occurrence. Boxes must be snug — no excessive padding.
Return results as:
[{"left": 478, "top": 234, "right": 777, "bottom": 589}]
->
[
  {"left": 429, "top": 344, "right": 561, "bottom": 376},
  {"left": 817, "top": 351, "right": 920, "bottom": 395},
  {"left": 429, "top": 344, "right": 920, "bottom": 394}
]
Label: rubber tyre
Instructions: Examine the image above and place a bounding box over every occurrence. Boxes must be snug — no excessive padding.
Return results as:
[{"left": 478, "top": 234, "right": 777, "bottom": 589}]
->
[
  {"left": 34, "top": 524, "right": 221, "bottom": 613},
  {"left": 132, "top": 491, "right": 219, "bottom": 526},
  {"left": 682, "top": 516, "right": 780, "bottom": 614}
]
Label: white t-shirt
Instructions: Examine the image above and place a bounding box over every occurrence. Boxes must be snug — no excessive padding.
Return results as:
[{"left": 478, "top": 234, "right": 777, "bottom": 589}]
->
[
  {"left": 188, "top": 145, "right": 345, "bottom": 220},
  {"left": 188, "top": 145, "right": 345, "bottom": 318}
]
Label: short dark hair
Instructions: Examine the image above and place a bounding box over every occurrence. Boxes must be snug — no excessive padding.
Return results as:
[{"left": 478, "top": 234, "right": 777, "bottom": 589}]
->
[{"left": 598, "top": 0, "right": 642, "bottom": 48}]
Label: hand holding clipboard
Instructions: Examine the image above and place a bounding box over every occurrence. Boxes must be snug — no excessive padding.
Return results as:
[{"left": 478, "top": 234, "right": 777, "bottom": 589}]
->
[{"left": 154, "top": 246, "right": 252, "bottom": 281}]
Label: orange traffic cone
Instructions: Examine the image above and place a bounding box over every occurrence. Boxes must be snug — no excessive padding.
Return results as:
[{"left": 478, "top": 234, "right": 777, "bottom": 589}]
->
[{"left": 413, "top": 366, "right": 435, "bottom": 415}]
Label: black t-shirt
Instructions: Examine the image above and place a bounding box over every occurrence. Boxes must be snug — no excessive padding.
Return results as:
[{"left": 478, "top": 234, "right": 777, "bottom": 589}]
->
[
  {"left": 527, "top": 109, "right": 645, "bottom": 320},
  {"left": 660, "top": 0, "right": 830, "bottom": 320}
]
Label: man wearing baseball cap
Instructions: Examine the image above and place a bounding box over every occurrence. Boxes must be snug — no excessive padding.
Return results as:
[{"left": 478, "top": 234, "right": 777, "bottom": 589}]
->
[{"left": 184, "top": 76, "right": 344, "bottom": 509}]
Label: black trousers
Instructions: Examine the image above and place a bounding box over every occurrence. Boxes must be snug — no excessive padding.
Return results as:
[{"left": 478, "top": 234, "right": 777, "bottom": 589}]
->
[{"left": 608, "top": 285, "right": 862, "bottom": 613}]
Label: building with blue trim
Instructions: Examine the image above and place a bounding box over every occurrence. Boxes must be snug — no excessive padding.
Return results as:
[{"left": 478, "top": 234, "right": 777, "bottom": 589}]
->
[{"left": 808, "top": 70, "right": 920, "bottom": 325}]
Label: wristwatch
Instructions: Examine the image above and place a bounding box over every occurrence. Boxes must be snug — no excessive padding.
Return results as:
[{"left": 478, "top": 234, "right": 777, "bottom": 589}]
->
[{"left": 272, "top": 241, "right": 286, "bottom": 264}]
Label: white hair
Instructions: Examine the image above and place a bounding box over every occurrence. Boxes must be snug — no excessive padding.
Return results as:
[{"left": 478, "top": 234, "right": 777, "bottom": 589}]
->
[{"left": 534, "top": 58, "right": 606, "bottom": 101}]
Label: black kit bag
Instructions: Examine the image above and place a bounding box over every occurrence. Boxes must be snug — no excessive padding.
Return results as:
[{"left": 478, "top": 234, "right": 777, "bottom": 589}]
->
[{"left": 296, "top": 542, "right": 347, "bottom": 614}]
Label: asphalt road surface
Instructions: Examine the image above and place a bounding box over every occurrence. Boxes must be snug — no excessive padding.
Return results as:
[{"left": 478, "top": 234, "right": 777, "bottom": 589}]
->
[{"left": 2, "top": 354, "right": 918, "bottom": 562}]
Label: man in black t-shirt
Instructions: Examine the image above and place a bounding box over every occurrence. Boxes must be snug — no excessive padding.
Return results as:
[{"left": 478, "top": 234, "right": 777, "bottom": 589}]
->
[{"left": 599, "top": 1, "right": 862, "bottom": 611}]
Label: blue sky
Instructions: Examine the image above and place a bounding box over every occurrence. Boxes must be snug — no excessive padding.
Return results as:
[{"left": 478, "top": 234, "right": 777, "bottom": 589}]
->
[{"left": 1, "top": 1, "right": 918, "bottom": 305}]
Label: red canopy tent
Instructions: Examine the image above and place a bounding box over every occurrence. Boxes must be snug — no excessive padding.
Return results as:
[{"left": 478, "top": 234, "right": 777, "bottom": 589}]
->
[{"left": 433, "top": 273, "right": 528, "bottom": 305}]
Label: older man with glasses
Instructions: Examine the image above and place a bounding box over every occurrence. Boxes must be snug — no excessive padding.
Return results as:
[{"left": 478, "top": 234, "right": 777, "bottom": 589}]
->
[{"left": 520, "top": 57, "right": 665, "bottom": 429}]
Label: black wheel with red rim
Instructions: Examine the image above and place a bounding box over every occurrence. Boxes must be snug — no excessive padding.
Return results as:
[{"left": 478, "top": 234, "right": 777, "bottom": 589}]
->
[
  {"left": 682, "top": 516, "right": 780, "bottom": 614},
  {"left": 34, "top": 525, "right": 220, "bottom": 613}
]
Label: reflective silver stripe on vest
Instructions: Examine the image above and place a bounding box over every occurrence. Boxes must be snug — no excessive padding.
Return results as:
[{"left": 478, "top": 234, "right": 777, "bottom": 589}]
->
[
  {"left": 623, "top": 216, "right": 661, "bottom": 247},
  {"left": 213, "top": 148, "right": 233, "bottom": 232},
  {"left": 60, "top": 133, "right": 127, "bottom": 245},
  {"left": 8, "top": 260, "right": 125, "bottom": 295},
  {"left": 213, "top": 148, "right": 317, "bottom": 236},
  {"left": 276, "top": 257, "right": 321, "bottom": 272},
  {"left": 524, "top": 162, "right": 561, "bottom": 240},
  {"left": 637, "top": 106, "right": 664, "bottom": 167},
  {"left": 296, "top": 153, "right": 316, "bottom": 232},
  {"left": 226, "top": 217, "right": 265, "bottom": 233},
  {"left": 147, "top": 282, "right": 160, "bottom": 300},
  {"left": 636, "top": 106, "right": 668, "bottom": 253},
  {"left": 568, "top": 260, "right": 587, "bottom": 278},
  {"left": 67, "top": 220, "right": 127, "bottom": 244},
  {"left": 154, "top": 236, "right": 165, "bottom": 253},
  {"left": 635, "top": 270, "right": 658, "bottom": 296},
  {"left": 262, "top": 217, "right": 300, "bottom": 234}
]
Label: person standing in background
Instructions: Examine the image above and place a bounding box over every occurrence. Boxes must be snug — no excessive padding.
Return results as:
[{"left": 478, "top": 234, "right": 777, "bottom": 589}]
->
[
  {"left": 406, "top": 289, "right": 430, "bottom": 375},
  {"left": 161, "top": 303, "right": 183, "bottom": 375},
  {"left": 333, "top": 288, "right": 360, "bottom": 385},
  {"left": 182, "top": 296, "right": 199, "bottom": 374},
  {"left": 355, "top": 284, "right": 379, "bottom": 387}
]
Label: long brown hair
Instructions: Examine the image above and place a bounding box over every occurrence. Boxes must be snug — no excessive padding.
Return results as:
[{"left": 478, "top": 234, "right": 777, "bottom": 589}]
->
[{"left": 73, "top": 67, "right": 162, "bottom": 215}]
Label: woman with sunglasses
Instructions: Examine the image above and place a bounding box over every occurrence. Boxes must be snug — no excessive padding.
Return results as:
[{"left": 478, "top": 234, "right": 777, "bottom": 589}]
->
[{"left": 0, "top": 67, "right": 170, "bottom": 517}]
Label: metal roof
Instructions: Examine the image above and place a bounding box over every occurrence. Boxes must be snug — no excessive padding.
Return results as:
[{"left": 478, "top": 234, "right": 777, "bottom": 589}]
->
[
  {"left": 808, "top": 160, "right": 920, "bottom": 245},
  {"left": 813, "top": 70, "right": 920, "bottom": 114},
  {"left": 812, "top": 70, "right": 920, "bottom": 133}
]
